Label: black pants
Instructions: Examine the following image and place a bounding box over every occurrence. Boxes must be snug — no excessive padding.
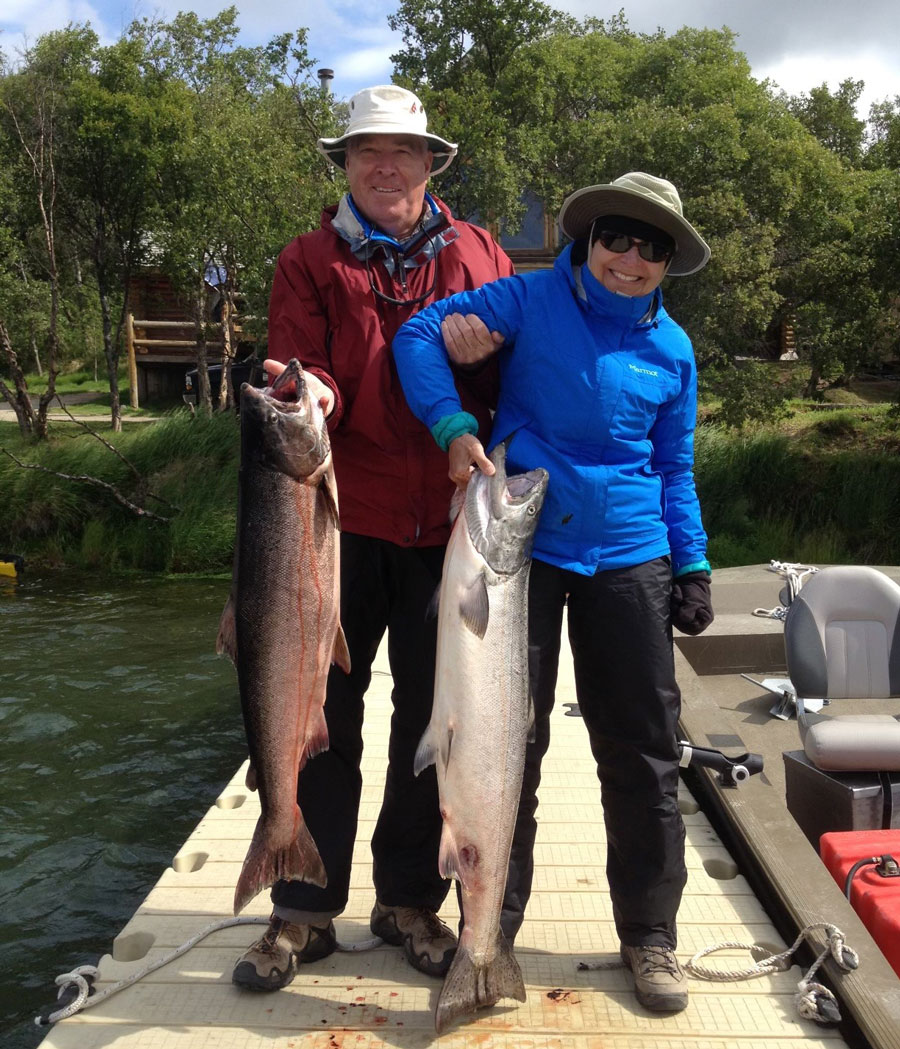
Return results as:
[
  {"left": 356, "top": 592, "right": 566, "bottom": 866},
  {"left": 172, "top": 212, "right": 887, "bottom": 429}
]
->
[
  {"left": 271, "top": 533, "right": 450, "bottom": 916},
  {"left": 501, "top": 556, "right": 687, "bottom": 948}
]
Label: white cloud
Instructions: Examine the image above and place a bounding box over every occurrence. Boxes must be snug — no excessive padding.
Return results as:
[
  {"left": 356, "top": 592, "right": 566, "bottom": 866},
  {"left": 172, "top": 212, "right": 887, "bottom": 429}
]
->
[
  {"left": 756, "top": 50, "right": 900, "bottom": 115},
  {"left": 3, "top": 0, "right": 898, "bottom": 114}
]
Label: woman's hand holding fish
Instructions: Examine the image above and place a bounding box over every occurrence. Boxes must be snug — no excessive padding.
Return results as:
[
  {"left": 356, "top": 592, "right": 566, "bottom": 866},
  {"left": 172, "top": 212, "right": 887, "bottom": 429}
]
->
[{"left": 448, "top": 433, "right": 495, "bottom": 489}]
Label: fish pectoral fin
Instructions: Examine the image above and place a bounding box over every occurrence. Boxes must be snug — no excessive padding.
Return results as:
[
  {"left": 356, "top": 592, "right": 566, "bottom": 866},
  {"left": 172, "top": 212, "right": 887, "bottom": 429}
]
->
[
  {"left": 448, "top": 487, "right": 464, "bottom": 526},
  {"left": 321, "top": 466, "right": 340, "bottom": 526},
  {"left": 459, "top": 573, "right": 490, "bottom": 639},
  {"left": 215, "top": 593, "right": 238, "bottom": 664},
  {"left": 425, "top": 582, "right": 441, "bottom": 620},
  {"left": 526, "top": 690, "right": 536, "bottom": 744},
  {"left": 300, "top": 707, "right": 330, "bottom": 767},
  {"left": 332, "top": 624, "right": 351, "bottom": 673}
]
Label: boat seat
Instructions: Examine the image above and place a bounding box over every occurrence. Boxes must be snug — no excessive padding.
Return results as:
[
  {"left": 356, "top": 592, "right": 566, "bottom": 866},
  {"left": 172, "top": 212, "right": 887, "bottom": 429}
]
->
[{"left": 784, "top": 565, "right": 900, "bottom": 772}]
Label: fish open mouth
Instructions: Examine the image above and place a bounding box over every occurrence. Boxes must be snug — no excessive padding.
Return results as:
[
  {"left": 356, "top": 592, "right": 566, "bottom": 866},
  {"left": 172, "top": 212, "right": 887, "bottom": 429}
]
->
[
  {"left": 489, "top": 442, "right": 548, "bottom": 507},
  {"left": 506, "top": 470, "right": 548, "bottom": 502},
  {"left": 266, "top": 359, "right": 306, "bottom": 407}
]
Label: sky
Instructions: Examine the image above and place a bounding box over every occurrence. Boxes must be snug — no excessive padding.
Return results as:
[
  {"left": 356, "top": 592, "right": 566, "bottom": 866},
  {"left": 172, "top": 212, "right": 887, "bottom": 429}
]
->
[{"left": 1, "top": 0, "right": 898, "bottom": 120}]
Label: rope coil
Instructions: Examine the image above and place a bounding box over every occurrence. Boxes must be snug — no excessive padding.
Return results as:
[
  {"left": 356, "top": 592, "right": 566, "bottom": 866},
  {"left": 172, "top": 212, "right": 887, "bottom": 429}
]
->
[
  {"left": 686, "top": 922, "right": 858, "bottom": 1025},
  {"left": 752, "top": 560, "right": 819, "bottom": 620},
  {"left": 36, "top": 916, "right": 384, "bottom": 1026}
]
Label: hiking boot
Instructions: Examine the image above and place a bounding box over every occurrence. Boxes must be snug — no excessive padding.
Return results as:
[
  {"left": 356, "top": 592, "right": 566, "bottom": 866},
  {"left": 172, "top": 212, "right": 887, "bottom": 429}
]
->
[
  {"left": 232, "top": 914, "right": 337, "bottom": 991},
  {"left": 370, "top": 901, "right": 457, "bottom": 977},
  {"left": 620, "top": 944, "right": 689, "bottom": 1012}
]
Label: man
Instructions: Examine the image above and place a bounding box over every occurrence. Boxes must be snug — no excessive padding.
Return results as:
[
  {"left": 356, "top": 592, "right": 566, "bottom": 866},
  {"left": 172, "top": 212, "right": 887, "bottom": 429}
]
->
[{"left": 232, "top": 84, "right": 513, "bottom": 991}]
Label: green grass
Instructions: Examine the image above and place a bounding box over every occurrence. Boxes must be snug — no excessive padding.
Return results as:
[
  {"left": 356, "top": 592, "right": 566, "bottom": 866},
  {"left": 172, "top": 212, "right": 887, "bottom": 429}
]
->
[
  {"left": 27, "top": 363, "right": 128, "bottom": 396},
  {"left": 0, "top": 409, "right": 240, "bottom": 573},
  {"left": 3, "top": 398, "right": 899, "bottom": 575},
  {"left": 694, "top": 417, "right": 900, "bottom": 567}
]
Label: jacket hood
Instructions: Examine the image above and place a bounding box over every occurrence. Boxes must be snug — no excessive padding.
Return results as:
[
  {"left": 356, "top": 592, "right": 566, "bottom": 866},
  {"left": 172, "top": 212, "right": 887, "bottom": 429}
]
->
[
  {"left": 554, "top": 242, "right": 662, "bottom": 327},
  {"left": 322, "top": 193, "right": 459, "bottom": 277}
]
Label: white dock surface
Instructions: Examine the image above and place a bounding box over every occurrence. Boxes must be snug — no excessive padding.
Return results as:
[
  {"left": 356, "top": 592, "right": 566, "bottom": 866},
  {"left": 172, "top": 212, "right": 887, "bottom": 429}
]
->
[{"left": 40, "top": 640, "right": 849, "bottom": 1049}]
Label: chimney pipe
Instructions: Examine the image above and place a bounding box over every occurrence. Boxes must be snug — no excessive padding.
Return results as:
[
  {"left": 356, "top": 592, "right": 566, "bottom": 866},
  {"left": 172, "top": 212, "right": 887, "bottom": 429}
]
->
[{"left": 317, "top": 68, "right": 334, "bottom": 94}]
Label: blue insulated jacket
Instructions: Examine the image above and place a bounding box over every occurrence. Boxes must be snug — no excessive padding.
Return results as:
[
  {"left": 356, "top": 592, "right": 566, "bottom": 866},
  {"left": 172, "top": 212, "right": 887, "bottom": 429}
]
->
[{"left": 392, "top": 244, "right": 709, "bottom": 577}]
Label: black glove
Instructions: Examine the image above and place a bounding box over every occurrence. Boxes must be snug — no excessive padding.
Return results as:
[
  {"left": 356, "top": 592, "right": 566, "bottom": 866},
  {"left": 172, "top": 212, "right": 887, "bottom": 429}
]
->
[{"left": 671, "top": 571, "right": 714, "bottom": 636}]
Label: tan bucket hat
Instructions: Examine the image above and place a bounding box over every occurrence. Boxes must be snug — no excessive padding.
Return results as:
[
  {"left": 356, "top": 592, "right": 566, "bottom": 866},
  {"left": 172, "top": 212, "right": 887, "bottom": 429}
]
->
[
  {"left": 317, "top": 85, "right": 457, "bottom": 176},
  {"left": 558, "top": 172, "right": 710, "bottom": 276}
]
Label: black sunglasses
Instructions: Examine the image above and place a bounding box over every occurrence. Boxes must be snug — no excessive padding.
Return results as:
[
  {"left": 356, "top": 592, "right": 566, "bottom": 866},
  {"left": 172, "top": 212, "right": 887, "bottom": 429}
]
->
[{"left": 595, "top": 229, "right": 673, "bottom": 264}]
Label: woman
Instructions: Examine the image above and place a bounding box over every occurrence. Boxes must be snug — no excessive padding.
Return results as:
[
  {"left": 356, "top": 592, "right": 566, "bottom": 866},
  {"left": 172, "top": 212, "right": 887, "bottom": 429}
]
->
[{"left": 392, "top": 172, "right": 714, "bottom": 1013}]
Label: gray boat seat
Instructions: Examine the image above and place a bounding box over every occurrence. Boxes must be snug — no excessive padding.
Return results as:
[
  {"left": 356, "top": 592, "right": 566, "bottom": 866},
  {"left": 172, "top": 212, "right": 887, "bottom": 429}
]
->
[{"left": 784, "top": 565, "right": 900, "bottom": 771}]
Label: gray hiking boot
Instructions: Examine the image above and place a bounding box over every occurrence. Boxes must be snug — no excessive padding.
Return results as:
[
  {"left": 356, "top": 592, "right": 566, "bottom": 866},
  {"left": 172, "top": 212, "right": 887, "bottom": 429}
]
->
[
  {"left": 232, "top": 914, "right": 337, "bottom": 991},
  {"left": 370, "top": 901, "right": 457, "bottom": 977},
  {"left": 620, "top": 944, "right": 689, "bottom": 1012}
]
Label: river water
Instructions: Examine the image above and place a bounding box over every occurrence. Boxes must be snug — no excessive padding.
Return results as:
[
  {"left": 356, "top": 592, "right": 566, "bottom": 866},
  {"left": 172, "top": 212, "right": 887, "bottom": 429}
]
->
[{"left": 0, "top": 571, "right": 246, "bottom": 1048}]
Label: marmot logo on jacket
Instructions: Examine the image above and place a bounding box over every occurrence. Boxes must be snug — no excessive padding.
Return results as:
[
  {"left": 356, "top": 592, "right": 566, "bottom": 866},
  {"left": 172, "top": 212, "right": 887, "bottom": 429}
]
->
[{"left": 628, "top": 364, "right": 660, "bottom": 377}]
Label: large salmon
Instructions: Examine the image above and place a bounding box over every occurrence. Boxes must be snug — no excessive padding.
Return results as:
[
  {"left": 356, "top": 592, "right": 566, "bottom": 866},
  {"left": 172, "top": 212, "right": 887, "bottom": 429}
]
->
[
  {"left": 217, "top": 359, "right": 350, "bottom": 915},
  {"left": 416, "top": 442, "right": 548, "bottom": 1033}
]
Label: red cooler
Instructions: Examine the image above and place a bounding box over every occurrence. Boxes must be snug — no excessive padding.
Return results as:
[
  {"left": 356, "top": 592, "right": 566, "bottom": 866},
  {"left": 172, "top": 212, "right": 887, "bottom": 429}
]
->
[{"left": 820, "top": 829, "right": 900, "bottom": 978}]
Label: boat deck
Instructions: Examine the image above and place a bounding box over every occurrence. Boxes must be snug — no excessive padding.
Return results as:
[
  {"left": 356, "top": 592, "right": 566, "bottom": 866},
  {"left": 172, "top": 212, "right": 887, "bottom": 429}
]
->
[{"left": 39, "top": 569, "right": 869, "bottom": 1049}]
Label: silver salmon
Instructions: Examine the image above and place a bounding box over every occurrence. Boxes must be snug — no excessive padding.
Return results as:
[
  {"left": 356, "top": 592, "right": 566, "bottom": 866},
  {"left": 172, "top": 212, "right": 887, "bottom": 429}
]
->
[
  {"left": 217, "top": 359, "right": 350, "bottom": 915},
  {"left": 415, "top": 442, "right": 548, "bottom": 1033}
]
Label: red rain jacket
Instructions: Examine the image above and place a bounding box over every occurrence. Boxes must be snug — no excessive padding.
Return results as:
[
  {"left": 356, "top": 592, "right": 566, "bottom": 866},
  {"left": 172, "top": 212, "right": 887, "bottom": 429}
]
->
[{"left": 267, "top": 197, "right": 514, "bottom": 547}]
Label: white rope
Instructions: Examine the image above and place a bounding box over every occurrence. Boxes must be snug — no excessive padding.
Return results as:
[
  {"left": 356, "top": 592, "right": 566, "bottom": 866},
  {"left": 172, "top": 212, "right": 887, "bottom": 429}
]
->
[
  {"left": 686, "top": 922, "right": 858, "bottom": 1024},
  {"left": 36, "top": 917, "right": 384, "bottom": 1026},
  {"left": 752, "top": 559, "right": 819, "bottom": 619}
]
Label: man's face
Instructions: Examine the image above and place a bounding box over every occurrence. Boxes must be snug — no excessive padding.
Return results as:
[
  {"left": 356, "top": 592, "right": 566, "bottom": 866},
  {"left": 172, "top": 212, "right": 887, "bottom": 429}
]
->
[{"left": 344, "top": 134, "right": 433, "bottom": 240}]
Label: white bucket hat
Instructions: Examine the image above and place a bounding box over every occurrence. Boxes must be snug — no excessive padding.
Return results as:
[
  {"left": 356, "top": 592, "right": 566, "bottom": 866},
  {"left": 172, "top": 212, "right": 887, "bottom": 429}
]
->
[
  {"left": 317, "top": 85, "right": 458, "bottom": 176},
  {"left": 557, "top": 172, "right": 710, "bottom": 276}
]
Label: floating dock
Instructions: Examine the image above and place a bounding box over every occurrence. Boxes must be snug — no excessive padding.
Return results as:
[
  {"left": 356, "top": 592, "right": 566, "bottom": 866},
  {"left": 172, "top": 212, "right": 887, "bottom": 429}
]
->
[{"left": 39, "top": 569, "right": 869, "bottom": 1049}]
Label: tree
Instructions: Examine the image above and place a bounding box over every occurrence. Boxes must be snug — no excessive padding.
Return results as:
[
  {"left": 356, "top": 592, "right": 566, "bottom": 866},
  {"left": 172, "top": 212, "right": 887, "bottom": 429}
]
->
[
  {"left": 52, "top": 32, "right": 189, "bottom": 430},
  {"left": 387, "top": 0, "right": 574, "bottom": 227},
  {"left": 139, "top": 8, "right": 338, "bottom": 411},
  {"left": 866, "top": 96, "right": 900, "bottom": 170},
  {"left": 0, "top": 33, "right": 81, "bottom": 436},
  {"left": 787, "top": 79, "right": 866, "bottom": 166}
]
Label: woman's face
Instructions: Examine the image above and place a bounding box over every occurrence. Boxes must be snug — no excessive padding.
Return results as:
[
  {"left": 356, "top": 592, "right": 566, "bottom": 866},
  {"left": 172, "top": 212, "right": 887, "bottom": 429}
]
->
[{"left": 587, "top": 234, "right": 668, "bottom": 298}]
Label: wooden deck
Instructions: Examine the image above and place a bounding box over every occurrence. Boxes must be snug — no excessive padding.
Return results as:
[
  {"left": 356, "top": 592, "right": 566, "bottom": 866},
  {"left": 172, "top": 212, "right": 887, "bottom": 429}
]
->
[{"left": 40, "top": 606, "right": 856, "bottom": 1049}]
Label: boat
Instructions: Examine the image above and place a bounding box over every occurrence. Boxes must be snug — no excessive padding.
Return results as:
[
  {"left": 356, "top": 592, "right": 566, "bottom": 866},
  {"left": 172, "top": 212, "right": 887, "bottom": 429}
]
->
[
  {"left": 0, "top": 553, "right": 24, "bottom": 579},
  {"left": 675, "top": 562, "right": 900, "bottom": 1049},
  {"left": 33, "top": 562, "right": 900, "bottom": 1049}
]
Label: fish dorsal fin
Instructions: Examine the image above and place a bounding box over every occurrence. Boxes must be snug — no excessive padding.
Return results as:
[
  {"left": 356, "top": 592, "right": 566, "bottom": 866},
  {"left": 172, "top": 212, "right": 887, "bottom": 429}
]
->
[
  {"left": 332, "top": 624, "right": 351, "bottom": 673},
  {"left": 459, "top": 573, "right": 490, "bottom": 639}
]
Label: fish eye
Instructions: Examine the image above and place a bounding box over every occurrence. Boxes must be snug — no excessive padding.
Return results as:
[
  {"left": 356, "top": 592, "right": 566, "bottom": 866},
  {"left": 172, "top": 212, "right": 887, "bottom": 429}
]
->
[{"left": 527, "top": 506, "right": 536, "bottom": 515}]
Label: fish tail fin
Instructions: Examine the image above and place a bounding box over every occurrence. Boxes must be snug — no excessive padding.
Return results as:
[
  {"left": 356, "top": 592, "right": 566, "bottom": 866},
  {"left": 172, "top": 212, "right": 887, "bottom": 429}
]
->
[
  {"left": 434, "top": 934, "right": 525, "bottom": 1034},
  {"left": 215, "top": 593, "right": 237, "bottom": 663},
  {"left": 232, "top": 813, "right": 327, "bottom": 915}
]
